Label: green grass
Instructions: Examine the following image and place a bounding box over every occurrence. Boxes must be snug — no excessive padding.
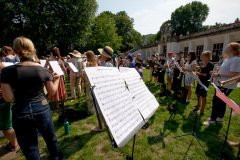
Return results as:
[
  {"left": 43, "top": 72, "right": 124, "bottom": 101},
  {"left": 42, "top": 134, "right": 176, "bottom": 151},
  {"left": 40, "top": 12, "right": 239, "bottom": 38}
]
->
[{"left": 1, "top": 69, "right": 240, "bottom": 160}]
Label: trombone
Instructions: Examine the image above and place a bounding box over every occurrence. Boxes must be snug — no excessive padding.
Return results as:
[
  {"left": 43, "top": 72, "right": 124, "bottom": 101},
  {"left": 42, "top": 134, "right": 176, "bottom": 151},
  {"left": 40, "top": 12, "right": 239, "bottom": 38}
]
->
[
  {"left": 218, "top": 75, "right": 240, "bottom": 87},
  {"left": 208, "top": 64, "right": 220, "bottom": 82}
]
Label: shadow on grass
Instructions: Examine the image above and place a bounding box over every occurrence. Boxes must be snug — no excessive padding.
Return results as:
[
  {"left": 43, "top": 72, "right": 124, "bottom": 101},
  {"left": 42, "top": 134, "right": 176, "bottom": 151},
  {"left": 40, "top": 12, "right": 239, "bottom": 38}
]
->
[
  {"left": 147, "top": 119, "right": 180, "bottom": 148},
  {"left": 180, "top": 110, "right": 203, "bottom": 134},
  {"left": 198, "top": 124, "right": 235, "bottom": 160},
  {"left": 58, "top": 132, "right": 99, "bottom": 159}
]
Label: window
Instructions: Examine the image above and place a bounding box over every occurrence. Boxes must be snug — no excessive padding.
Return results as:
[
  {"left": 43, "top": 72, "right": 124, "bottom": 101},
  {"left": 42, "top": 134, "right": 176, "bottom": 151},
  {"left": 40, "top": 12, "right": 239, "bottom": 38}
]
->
[
  {"left": 184, "top": 47, "right": 188, "bottom": 58},
  {"left": 212, "top": 43, "right": 223, "bottom": 62},
  {"left": 163, "top": 46, "right": 167, "bottom": 56},
  {"left": 196, "top": 45, "right": 204, "bottom": 61}
]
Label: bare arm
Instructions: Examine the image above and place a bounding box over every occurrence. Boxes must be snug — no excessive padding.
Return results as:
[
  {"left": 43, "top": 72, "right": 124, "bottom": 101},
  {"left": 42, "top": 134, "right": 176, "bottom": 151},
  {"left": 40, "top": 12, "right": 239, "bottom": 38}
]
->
[
  {"left": 45, "top": 72, "right": 60, "bottom": 96},
  {"left": 214, "top": 72, "right": 239, "bottom": 78},
  {"left": 1, "top": 83, "right": 14, "bottom": 102}
]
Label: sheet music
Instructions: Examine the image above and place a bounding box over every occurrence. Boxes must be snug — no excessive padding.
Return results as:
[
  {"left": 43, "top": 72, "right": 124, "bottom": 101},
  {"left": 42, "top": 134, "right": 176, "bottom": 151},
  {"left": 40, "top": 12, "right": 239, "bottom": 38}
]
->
[
  {"left": 119, "top": 67, "right": 159, "bottom": 120},
  {"left": 85, "top": 67, "right": 145, "bottom": 147},
  {"left": 192, "top": 71, "right": 209, "bottom": 91},
  {"left": 174, "top": 62, "right": 184, "bottom": 72},
  {"left": 68, "top": 62, "right": 79, "bottom": 73},
  {"left": 40, "top": 60, "right": 46, "bottom": 67},
  {"left": 49, "top": 61, "right": 64, "bottom": 76},
  {"left": 2, "top": 62, "right": 14, "bottom": 67}
]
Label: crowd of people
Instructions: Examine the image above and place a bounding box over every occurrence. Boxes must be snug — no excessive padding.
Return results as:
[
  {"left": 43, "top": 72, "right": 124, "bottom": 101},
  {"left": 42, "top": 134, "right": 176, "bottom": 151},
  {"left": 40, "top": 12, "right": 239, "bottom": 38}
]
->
[{"left": 0, "top": 36, "right": 239, "bottom": 159}]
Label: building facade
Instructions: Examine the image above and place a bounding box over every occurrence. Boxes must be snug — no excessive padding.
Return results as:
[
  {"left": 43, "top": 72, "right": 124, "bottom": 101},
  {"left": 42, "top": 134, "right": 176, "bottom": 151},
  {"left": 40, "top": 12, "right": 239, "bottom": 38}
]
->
[{"left": 131, "top": 22, "right": 240, "bottom": 61}]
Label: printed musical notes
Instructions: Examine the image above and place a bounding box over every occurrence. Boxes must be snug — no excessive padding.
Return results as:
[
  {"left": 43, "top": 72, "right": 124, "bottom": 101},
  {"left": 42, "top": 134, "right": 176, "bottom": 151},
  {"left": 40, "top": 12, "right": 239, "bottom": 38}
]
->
[
  {"left": 119, "top": 67, "right": 159, "bottom": 120},
  {"left": 85, "top": 67, "right": 145, "bottom": 147}
]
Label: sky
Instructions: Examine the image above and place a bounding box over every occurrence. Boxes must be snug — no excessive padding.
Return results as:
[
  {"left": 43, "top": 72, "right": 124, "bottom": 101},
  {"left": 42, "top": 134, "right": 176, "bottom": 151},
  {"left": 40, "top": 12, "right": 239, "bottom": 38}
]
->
[{"left": 96, "top": 0, "right": 240, "bottom": 35}]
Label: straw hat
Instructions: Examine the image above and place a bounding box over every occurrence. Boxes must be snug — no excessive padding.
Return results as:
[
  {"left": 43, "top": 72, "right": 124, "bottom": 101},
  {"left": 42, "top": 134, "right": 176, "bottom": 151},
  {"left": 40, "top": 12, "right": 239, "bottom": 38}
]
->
[
  {"left": 69, "top": 50, "right": 81, "bottom": 58},
  {"left": 98, "top": 46, "right": 114, "bottom": 58}
]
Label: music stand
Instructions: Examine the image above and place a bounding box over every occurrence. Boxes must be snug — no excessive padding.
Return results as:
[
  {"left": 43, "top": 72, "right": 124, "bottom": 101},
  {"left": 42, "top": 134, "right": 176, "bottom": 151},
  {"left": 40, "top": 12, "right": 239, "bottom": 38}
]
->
[
  {"left": 211, "top": 83, "right": 240, "bottom": 159},
  {"left": 159, "top": 83, "right": 170, "bottom": 106},
  {"left": 167, "top": 86, "right": 188, "bottom": 121},
  {"left": 174, "top": 72, "right": 209, "bottom": 156}
]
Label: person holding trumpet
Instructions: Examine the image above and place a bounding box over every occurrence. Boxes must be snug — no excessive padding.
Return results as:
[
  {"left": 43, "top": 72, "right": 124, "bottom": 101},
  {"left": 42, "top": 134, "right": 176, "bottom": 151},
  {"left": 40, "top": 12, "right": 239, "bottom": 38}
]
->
[
  {"left": 203, "top": 42, "right": 240, "bottom": 125},
  {"left": 194, "top": 51, "right": 214, "bottom": 114},
  {"left": 172, "top": 51, "right": 185, "bottom": 91}
]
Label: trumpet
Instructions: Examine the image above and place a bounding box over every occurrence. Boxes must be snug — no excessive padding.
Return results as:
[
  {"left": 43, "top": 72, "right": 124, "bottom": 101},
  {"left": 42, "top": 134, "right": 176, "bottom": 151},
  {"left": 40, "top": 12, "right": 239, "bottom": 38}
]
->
[
  {"left": 218, "top": 75, "right": 240, "bottom": 87},
  {"left": 208, "top": 64, "right": 220, "bottom": 82}
]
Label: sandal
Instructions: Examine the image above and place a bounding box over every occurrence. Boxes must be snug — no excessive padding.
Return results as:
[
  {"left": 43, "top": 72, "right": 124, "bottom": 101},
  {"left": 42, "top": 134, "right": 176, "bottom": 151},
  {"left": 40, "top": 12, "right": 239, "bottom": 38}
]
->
[{"left": 91, "top": 126, "right": 104, "bottom": 132}]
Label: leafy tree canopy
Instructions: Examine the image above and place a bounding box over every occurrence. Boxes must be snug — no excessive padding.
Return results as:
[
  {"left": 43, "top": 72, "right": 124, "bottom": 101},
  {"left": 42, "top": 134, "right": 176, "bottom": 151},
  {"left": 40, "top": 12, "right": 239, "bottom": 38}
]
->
[{"left": 170, "top": 1, "right": 209, "bottom": 35}]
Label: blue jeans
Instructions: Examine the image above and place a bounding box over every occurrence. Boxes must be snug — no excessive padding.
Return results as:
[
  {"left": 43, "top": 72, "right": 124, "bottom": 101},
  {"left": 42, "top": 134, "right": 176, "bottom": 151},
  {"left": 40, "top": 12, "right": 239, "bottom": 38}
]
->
[{"left": 12, "top": 100, "right": 61, "bottom": 160}]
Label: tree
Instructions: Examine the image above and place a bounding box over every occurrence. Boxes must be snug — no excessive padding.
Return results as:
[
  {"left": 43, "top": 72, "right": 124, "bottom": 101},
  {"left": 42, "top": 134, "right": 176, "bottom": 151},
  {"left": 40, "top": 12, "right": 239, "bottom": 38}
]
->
[
  {"left": 170, "top": 1, "right": 209, "bottom": 35},
  {"left": 114, "top": 11, "right": 135, "bottom": 52},
  {"left": 83, "top": 12, "right": 122, "bottom": 53},
  {"left": 0, "top": 0, "right": 98, "bottom": 56}
]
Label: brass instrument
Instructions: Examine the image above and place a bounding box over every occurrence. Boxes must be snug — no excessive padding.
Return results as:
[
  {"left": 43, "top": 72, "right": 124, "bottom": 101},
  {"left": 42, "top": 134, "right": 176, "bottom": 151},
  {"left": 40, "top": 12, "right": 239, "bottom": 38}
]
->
[
  {"left": 155, "top": 61, "right": 166, "bottom": 73},
  {"left": 174, "top": 61, "right": 186, "bottom": 79},
  {"left": 218, "top": 75, "right": 240, "bottom": 87},
  {"left": 196, "top": 66, "right": 201, "bottom": 73},
  {"left": 208, "top": 64, "right": 220, "bottom": 82}
]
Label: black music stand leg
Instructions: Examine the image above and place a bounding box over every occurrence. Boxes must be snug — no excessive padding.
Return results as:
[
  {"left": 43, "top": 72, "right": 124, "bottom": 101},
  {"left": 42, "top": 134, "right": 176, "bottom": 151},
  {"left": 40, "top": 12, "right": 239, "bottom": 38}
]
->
[
  {"left": 167, "top": 102, "right": 185, "bottom": 121},
  {"left": 219, "top": 109, "right": 233, "bottom": 160},
  {"left": 176, "top": 109, "right": 186, "bottom": 120},
  {"left": 126, "top": 135, "right": 136, "bottom": 160},
  {"left": 174, "top": 94, "right": 208, "bottom": 156},
  {"left": 168, "top": 112, "right": 174, "bottom": 122}
]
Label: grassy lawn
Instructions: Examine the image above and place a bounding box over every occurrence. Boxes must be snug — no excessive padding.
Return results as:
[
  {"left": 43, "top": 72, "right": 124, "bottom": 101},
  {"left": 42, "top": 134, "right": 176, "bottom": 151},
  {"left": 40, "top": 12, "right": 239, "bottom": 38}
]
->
[{"left": 1, "top": 69, "right": 240, "bottom": 159}]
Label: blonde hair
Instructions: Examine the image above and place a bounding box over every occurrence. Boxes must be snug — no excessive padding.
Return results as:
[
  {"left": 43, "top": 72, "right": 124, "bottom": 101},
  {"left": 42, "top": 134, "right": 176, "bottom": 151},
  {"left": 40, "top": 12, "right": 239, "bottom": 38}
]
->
[
  {"left": 86, "top": 51, "right": 96, "bottom": 66},
  {"left": 13, "top": 37, "right": 35, "bottom": 58},
  {"left": 202, "top": 51, "right": 212, "bottom": 60},
  {"left": 229, "top": 42, "right": 240, "bottom": 57}
]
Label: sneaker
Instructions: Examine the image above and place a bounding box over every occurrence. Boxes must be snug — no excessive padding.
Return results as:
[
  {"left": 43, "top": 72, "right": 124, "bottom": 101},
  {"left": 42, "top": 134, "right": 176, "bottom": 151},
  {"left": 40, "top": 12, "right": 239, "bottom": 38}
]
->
[
  {"left": 8, "top": 142, "right": 19, "bottom": 152},
  {"left": 216, "top": 117, "right": 223, "bottom": 123},
  {"left": 202, "top": 118, "right": 216, "bottom": 125}
]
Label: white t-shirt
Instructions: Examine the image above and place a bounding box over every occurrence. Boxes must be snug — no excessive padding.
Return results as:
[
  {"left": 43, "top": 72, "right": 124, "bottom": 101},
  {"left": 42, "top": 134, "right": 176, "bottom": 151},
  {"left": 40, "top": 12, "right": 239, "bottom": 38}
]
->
[
  {"left": 214, "top": 56, "right": 240, "bottom": 89},
  {"left": 185, "top": 60, "right": 197, "bottom": 77}
]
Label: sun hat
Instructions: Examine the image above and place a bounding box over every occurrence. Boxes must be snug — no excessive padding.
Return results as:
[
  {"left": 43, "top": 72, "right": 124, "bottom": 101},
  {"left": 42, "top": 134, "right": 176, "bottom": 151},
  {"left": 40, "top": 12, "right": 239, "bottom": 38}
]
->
[
  {"left": 127, "top": 55, "right": 133, "bottom": 60},
  {"left": 69, "top": 50, "right": 81, "bottom": 58},
  {"left": 98, "top": 46, "right": 114, "bottom": 58},
  {"left": 168, "top": 52, "right": 174, "bottom": 55}
]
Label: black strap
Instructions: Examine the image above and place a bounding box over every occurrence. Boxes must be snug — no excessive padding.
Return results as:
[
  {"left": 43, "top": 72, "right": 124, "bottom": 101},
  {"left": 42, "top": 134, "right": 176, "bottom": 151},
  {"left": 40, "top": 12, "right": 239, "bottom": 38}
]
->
[{"left": 103, "top": 47, "right": 112, "bottom": 57}]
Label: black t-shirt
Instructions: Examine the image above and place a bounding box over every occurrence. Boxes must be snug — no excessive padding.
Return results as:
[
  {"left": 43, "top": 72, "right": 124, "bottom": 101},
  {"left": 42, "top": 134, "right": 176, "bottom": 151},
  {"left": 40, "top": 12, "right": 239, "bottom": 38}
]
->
[
  {"left": 1, "top": 65, "right": 53, "bottom": 103},
  {"left": 199, "top": 62, "right": 214, "bottom": 87}
]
